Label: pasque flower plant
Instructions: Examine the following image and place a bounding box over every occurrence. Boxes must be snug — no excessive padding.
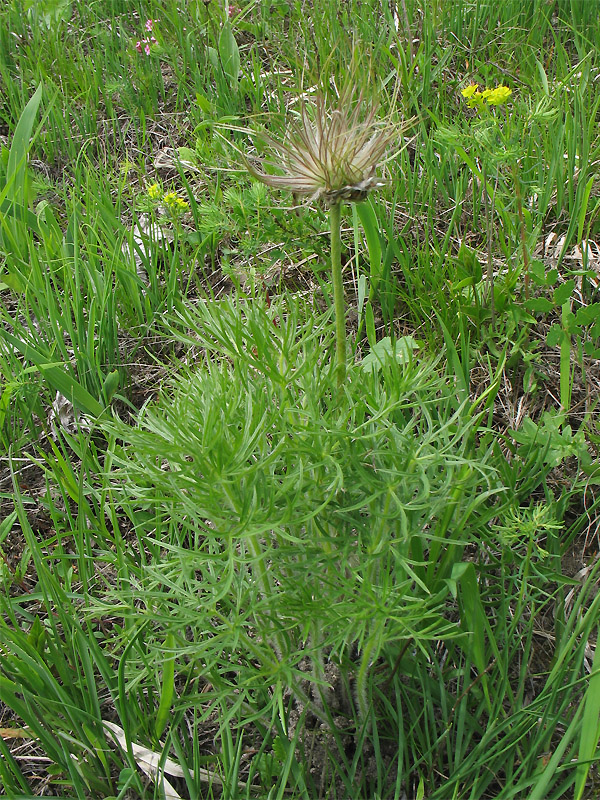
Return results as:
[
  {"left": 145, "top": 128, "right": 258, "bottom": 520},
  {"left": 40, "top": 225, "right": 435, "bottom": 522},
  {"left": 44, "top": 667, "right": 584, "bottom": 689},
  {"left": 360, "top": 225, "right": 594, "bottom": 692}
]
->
[{"left": 248, "top": 86, "right": 402, "bottom": 386}]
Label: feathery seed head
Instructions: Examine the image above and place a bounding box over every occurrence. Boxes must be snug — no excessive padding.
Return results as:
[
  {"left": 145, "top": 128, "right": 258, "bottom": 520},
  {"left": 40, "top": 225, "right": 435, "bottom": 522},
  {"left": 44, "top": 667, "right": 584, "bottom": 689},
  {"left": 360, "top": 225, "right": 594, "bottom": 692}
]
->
[{"left": 249, "top": 90, "right": 396, "bottom": 204}]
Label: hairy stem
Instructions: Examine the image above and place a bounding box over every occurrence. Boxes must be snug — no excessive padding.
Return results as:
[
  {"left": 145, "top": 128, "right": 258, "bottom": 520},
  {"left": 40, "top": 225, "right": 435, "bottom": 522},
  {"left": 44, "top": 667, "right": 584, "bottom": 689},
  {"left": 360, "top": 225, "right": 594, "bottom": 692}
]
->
[
  {"left": 330, "top": 201, "right": 346, "bottom": 387},
  {"left": 245, "top": 531, "right": 284, "bottom": 660}
]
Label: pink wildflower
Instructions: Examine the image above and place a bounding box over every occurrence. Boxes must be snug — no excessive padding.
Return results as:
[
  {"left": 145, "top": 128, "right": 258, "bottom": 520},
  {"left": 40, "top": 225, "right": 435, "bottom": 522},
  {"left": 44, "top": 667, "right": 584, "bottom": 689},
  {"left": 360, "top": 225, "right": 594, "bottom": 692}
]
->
[
  {"left": 228, "top": 4, "right": 239, "bottom": 17},
  {"left": 145, "top": 19, "right": 154, "bottom": 31},
  {"left": 136, "top": 35, "right": 156, "bottom": 55}
]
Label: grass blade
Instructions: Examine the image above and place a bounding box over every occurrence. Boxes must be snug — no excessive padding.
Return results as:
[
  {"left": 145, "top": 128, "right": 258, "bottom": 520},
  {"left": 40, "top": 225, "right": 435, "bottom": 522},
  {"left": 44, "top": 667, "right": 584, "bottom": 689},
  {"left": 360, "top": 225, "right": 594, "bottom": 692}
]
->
[
  {"left": 1, "top": 330, "right": 104, "bottom": 416},
  {"left": 574, "top": 634, "right": 600, "bottom": 800},
  {"left": 154, "top": 632, "right": 176, "bottom": 743}
]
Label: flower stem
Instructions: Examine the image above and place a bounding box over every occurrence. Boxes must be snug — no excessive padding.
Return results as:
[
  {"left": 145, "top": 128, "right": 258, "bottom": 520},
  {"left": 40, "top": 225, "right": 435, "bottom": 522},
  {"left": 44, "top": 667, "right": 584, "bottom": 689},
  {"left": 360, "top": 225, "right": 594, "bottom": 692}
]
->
[
  {"left": 330, "top": 201, "right": 346, "bottom": 387},
  {"left": 512, "top": 162, "right": 530, "bottom": 299},
  {"left": 482, "top": 165, "right": 495, "bottom": 331}
]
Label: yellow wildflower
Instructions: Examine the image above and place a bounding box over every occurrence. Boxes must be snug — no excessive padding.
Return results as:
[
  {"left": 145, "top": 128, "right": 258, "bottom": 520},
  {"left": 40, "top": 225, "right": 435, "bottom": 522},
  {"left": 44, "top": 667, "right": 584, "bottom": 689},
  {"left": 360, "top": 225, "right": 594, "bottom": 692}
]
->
[
  {"left": 461, "top": 83, "right": 512, "bottom": 109},
  {"left": 461, "top": 84, "right": 479, "bottom": 99},
  {"left": 147, "top": 182, "right": 162, "bottom": 200},
  {"left": 485, "top": 85, "right": 512, "bottom": 105},
  {"left": 162, "top": 192, "right": 189, "bottom": 212},
  {"left": 462, "top": 83, "right": 484, "bottom": 108}
]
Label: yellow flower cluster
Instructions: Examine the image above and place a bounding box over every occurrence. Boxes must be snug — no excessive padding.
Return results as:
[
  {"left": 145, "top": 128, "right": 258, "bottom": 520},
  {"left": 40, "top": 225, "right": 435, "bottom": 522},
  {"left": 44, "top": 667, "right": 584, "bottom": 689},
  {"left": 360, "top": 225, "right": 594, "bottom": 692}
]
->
[
  {"left": 146, "top": 183, "right": 189, "bottom": 214},
  {"left": 461, "top": 83, "right": 512, "bottom": 109},
  {"left": 147, "top": 182, "right": 162, "bottom": 200},
  {"left": 162, "top": 191, "right": 189, "bottom": 212}
]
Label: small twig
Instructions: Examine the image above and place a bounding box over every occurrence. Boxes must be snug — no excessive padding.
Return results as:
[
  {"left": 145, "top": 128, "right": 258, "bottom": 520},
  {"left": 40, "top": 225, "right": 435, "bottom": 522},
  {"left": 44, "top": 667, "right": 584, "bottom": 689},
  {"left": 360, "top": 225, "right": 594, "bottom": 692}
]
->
[
  {"left": 399, "top": 0, "right": 414, "bottom": 61},
  {"left": 450, "top": 658, "right": 497, "bottom": 718},
  {"left": 382, "top": 638, "right": 413, "bottom": 689}
]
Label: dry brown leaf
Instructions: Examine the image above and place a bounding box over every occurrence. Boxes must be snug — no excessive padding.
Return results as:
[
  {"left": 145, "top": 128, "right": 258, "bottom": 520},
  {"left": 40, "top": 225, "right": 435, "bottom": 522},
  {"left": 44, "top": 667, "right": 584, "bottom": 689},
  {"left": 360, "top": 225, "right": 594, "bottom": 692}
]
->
[
  {"left": 103, "top": 721, "right": 237, "bottom": 792},
  {"left": 0, "top": 727, "right": 34, "bottom": 739}
]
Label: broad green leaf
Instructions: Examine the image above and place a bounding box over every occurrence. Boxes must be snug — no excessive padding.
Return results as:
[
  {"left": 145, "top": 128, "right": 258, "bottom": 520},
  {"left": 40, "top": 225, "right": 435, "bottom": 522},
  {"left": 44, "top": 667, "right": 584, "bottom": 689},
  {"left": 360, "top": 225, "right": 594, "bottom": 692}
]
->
[
  {"left": 0, "top": 272, "right": 27, "bottom": 293},
  {"left": 575, "top": 303, "right": 600, "bottom": 326},
  {"left": 357, "top": 273, "right": 367, "bottom": 318},
  {"left": 456, "top": 242, "right": 482, "bottom": 281},
  {"left": 584, "top": 342, "right": 600, "bottom": 359},
  {"left": 530, "top": 259, "right": 556, "bottom": 286},
  {"left": 525, "top": 297, "right": 555, "bottom": 313},
  {"left": 356, "top": 200, "right": 382, "bottom": 291},
  {"left": 101, "top": 370, "right": 120, "bottom": 404},
  {"left": 195, "top": 92, "right": 215, "bottom": 115},
  {"left": 0, "top": 199, "right": 41, "bottom": 235},
  {"left": 536, "top": 58, "right": 549, "bottom": 95},
  {"left": 1, "top": 331, "right": 104, "bottom": 417},
  {"left": 546, "top": 324, "right": 563, "bottom": 348},
  {"left": 453, "top": 561, "right": 491, "bottom": 712},
  {"left": 218, "top": 23, "right": 240, "bottom": 84},
  {"left": 361, "top": 336, "right": 418, "bottom": 372},
  {"left": 4, "top": 84, "right": 43, "bottom": 208},
  {"left": 365, "top": 301, "right": 376, "bottom": 347},
  {"left": 553, "top": 279, "right": 575, "bottom": 306}
]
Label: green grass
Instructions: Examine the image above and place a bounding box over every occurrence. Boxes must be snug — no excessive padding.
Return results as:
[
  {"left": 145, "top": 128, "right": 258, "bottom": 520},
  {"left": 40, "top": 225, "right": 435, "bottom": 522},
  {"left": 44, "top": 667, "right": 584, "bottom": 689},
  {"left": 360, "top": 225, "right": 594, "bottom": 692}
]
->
[{"left": 1, "top": 0, "right": 600, "bottom": 797}]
